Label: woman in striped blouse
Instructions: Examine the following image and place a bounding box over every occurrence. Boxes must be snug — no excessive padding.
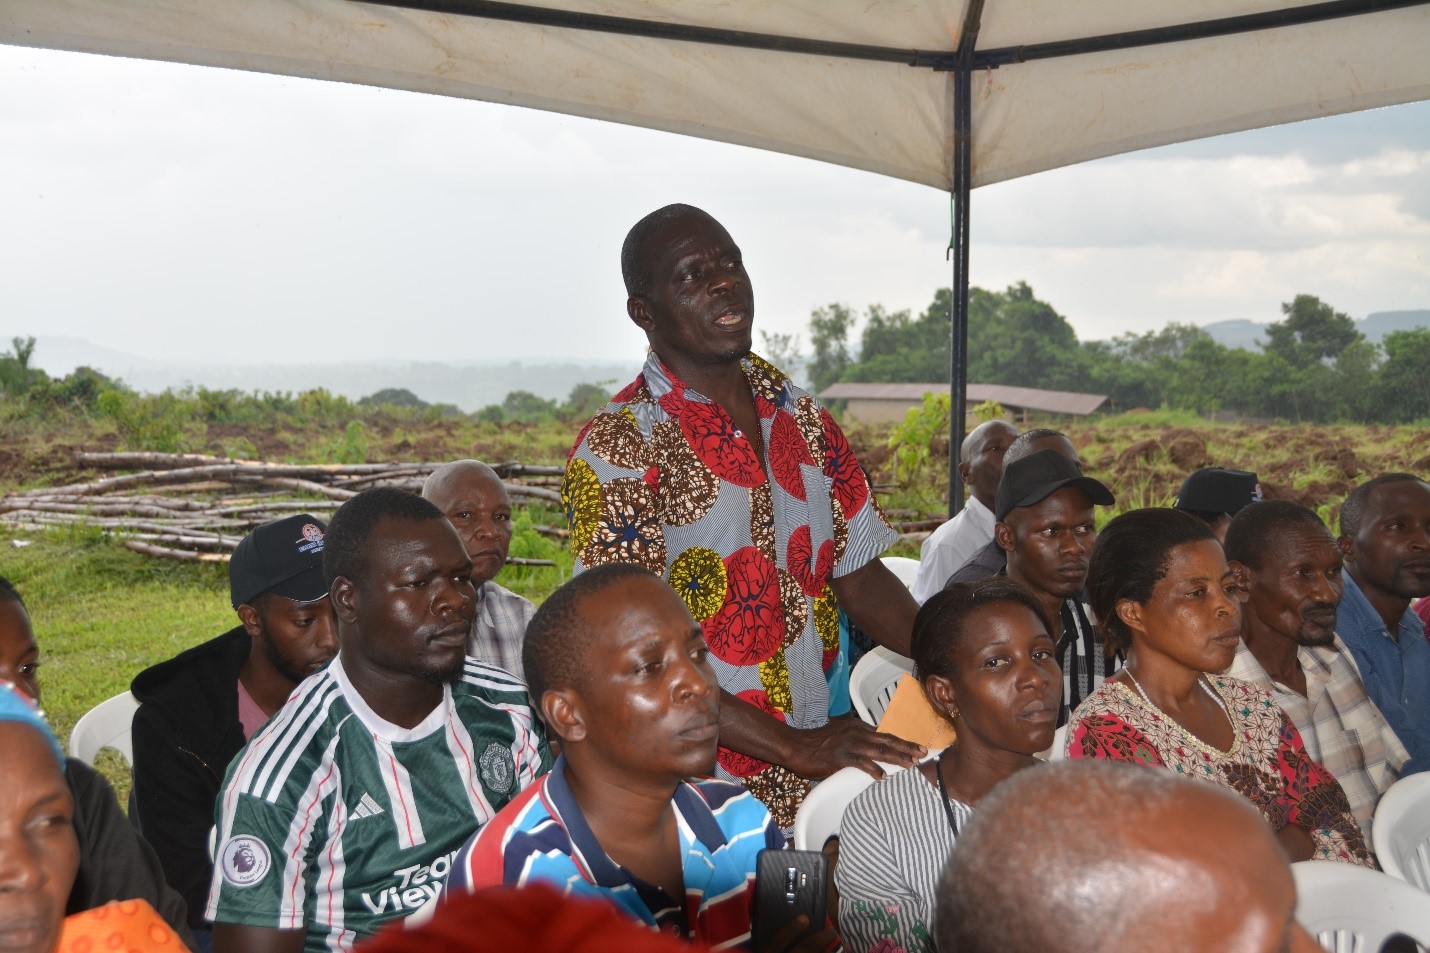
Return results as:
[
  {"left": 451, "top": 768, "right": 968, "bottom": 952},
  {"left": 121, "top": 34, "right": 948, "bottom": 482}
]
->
[{"left": 835, "top": 578, "right": 1063, "bottom": 953}]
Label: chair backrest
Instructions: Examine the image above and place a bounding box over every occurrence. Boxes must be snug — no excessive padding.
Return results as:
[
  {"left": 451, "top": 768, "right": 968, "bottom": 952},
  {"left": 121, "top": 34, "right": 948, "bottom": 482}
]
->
[
  {"left": 880, "top": 556, "right": 921, "bottom": 590},
  {"left": 1042, "top": 723, "right": 1070, "bottom": 762},
  {"left": 849, "top": 646, "right": 915, "bottom": 726},
  {"left": 1293, "top": 860, "right": 1430, "bottom": 952},
  {"left": 68, "top": 690, "right": 140, "bottom": 768},
  {"left": 1374, "top": 772, "right": 1430, "bottom": 890},
  {"left": 792, "top": 766, "right": 879, "bottom": 851}
]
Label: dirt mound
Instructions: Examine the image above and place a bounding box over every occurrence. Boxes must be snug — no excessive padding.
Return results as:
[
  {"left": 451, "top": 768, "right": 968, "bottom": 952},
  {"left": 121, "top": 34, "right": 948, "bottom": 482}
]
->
[
  {"left": 1260, "top": 479, "right": 1353, "bottom": 510},
  {"left": 1166, "top": 434, "right": 1210, "bottom": 470},
  {"left": 1313, "top": 446, "right": 1361, "bottom": 479},
  {"left": 1117, "top": 439, "right": 1162, "bottom": 469}
]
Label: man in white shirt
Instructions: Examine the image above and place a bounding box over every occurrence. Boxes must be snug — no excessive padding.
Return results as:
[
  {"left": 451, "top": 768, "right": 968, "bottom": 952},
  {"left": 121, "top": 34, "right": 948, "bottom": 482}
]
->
[{"left": 912, "top": 420, "right": 1018, "bottom": 603}]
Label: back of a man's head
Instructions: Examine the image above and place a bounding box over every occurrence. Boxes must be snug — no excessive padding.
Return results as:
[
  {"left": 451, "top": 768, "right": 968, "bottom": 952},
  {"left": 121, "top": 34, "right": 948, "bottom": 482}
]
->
[
  {"left": 935, "top": 761, "right": 1312, "bottom": 953},
  {"left": 1004, "top": 428, "right": 1074, "bottom": 466}
]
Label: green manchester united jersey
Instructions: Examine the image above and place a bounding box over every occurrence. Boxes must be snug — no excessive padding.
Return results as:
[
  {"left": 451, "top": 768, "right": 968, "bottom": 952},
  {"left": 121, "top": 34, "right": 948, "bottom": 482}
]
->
[{"left": 207, "top": 657, "right": 551, "bottom": 952}]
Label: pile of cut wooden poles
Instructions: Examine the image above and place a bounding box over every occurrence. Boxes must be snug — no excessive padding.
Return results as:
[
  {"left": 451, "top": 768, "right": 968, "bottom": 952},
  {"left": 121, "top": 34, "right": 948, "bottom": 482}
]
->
[{"left": 0, "top": 452, "right": 566, "bottom": 565}]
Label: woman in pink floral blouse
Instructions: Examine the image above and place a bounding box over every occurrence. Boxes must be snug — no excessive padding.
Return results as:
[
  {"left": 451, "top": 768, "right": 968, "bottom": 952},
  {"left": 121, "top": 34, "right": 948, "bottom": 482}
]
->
[{"left": 1066, "top": 508, "right": 1372, "bottom": 867}]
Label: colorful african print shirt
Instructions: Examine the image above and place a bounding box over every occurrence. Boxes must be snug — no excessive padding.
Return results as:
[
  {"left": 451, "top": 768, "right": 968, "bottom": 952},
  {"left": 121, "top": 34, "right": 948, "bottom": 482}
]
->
[
  {"left": 563, "top": 352, "right": 898, "bottom": 827},
  {"left": 1066, "top": 675, "right": 1374, "bottom": 867},
  {"left": 445, "top": 757, "right": 783, "bottom": 950},
  {"left": 207, "top": 657, "right": 552, "bottom": 952}
]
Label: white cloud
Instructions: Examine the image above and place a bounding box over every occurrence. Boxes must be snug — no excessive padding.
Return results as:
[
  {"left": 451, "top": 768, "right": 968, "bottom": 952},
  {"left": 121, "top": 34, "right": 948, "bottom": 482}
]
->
[{"left": 0, "top": 44, "right": 1425, "bottom": 369}]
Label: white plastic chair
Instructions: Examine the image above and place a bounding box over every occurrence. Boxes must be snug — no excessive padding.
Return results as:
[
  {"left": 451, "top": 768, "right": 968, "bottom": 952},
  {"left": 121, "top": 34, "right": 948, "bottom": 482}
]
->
[
  {"left": 68, "top": 690, "right": 139, "bottom": 768},
  {"left": 880, "top": 556, "right": 921, "bottom": 590},
  {"left": 1292, "top": 860, "right": 1430, "bottom": 952},
  {"left": 792, "top": 766, "right": 879, "bottom": 851},
  {"left": 1041, "top": 723, "right": 1070, "bottom": 762},
  {"left": 1374, "top": 772, "right": 1430, "bottom": 890},
  {"left": 849, "top": 646, "right": 914, "bottom": 726}
]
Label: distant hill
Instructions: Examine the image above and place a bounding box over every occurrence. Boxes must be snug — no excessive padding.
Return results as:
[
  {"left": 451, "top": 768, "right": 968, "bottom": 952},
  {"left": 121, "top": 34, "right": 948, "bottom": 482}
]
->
[
  {"left": 1200, "top": 319, "right": 1268, "bottom": 351},
  {"left": 1360, "top": 310, "right": 1430, "bottom": 341},
  {"left": 20, "top": 336, "right": 639, "bottom": 412},
  {"left": 1200, "top": 310, "right": 1428, "bottom": 351}
]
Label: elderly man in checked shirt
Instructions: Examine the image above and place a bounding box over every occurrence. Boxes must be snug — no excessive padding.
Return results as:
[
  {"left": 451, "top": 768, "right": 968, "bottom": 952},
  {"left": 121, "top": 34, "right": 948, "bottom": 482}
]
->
[
  {"left": 1223, "top": 500, "right": 1408, "bottom": 837},
  {"left": 424, "top": 460, "right": 537, "bottom": 681}
]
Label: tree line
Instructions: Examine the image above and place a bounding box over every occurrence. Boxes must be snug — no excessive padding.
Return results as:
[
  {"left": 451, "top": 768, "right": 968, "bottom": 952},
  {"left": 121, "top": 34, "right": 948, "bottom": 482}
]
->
[
  {"left": 796, "top": 284, "right": 1429, "bottom": 424},
  {"left": 0, "top": 338, "right": 616, "bottom": 454}
]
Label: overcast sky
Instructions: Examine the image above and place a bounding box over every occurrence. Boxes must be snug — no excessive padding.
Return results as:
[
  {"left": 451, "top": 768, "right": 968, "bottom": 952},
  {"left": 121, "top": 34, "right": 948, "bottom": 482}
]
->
[{"left": 1, "top": 44, "right": 1427, "bottom": 367}]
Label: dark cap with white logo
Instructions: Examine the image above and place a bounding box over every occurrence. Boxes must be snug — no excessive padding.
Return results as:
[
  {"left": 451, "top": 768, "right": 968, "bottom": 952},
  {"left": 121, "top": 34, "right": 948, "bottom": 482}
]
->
[
  {"left": 229, "top": 514, "right": 329, "bottom": 609},
  {"left": 1174, "top": 467, "right": 1262, "bottom": 517}
]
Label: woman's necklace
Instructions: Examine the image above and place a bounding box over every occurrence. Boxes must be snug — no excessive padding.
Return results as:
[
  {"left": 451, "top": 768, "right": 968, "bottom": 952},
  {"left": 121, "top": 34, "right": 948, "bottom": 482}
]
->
[
  {"left": 1124, "top": 666, "right": 1231, "bottom": 722},
  {"left": 934, "top": 749, "right": 966, "bottom": 839}
]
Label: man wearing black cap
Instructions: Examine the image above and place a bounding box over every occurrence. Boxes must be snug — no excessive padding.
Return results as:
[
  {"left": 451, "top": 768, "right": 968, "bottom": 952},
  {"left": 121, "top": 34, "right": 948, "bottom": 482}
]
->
[
  {"left": 993, "top": 449, "right": 1117, "bottom": 723},
  {"left": 131, "top": 514, "right": 339, "bottom": 940},
  {"left": 1174, "top": 466, "right": 1261, "bottom": 544},
  {"left": 947, "top": 428, "right": 1084, "bottom": 588}
]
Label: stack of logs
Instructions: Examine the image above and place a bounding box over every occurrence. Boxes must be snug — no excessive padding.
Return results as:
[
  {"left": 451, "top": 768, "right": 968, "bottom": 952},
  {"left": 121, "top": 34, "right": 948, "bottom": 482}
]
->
[
  {"left": 2, "top": 453, "right": 951, "bottom": 564},
  {"left": 0, "top": 452, "right": 567, "bottom": 565}
]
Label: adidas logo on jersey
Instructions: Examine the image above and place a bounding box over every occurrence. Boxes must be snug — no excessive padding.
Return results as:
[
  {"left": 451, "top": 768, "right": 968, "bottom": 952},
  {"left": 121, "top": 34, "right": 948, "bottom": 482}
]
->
[{"left": 349, "top": 792, "right": 385, "bottom": 821}]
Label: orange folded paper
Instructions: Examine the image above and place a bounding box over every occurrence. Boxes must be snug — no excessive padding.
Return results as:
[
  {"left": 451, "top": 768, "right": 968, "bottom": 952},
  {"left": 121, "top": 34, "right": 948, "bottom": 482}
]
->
[
  {"left": 876, "top": 674, "right": 957, "bottom": 749},
  {"left": 57, "top": 899, "right": 186, "bottom": 952}
]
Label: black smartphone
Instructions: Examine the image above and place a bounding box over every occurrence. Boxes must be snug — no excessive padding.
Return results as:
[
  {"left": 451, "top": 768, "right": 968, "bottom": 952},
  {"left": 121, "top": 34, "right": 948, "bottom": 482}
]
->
[{"left": 752, "top": 848, "right": 828, "bottom": 951}]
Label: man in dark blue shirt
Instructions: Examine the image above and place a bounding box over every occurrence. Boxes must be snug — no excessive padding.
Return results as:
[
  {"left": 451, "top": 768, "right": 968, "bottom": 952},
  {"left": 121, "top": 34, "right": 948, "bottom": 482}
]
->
[{"left": 1335, "top": 473, "right": 1430, "bottom": 775}]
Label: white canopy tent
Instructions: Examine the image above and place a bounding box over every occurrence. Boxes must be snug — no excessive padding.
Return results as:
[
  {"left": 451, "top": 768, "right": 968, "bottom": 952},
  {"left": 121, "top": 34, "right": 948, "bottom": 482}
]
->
[{"left": 4, "top": 0, "right": 1428, "bottom": 508}]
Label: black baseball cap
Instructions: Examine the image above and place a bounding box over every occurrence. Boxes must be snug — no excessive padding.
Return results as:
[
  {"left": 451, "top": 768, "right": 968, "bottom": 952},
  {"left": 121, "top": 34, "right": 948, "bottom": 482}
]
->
[
  {"left": 229, "top": 514, "right": 330, "bottom": 609},
  {"left": 1174, "top": 467, "right": 1261, "bottom": 516},
  {"left": 995, "top": 450, "right": 1115, "bottom": 521}
]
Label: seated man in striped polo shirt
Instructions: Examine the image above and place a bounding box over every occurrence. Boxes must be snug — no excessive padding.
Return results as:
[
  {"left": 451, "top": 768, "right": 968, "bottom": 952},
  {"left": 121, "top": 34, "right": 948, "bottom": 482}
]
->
[
  {"left": 207, "top": 488, "right": 552, "bottom": 953},
  {"left": 446, "top": 564, "right": 826, "bottom": 951}
]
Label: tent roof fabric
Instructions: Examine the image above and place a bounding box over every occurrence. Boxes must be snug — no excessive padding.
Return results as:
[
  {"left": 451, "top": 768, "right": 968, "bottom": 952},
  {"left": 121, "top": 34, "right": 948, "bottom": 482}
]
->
[
  {"left": 3, "top": 1, "right": 1427, "bottom": 190},
  {"left": 820, "top": 382, "right": 1109, "bottom": 416}
]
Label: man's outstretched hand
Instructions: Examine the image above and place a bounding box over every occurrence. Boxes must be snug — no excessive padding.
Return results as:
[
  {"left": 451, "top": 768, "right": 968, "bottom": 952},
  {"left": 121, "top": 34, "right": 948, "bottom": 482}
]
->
[
  {"left": 784, "top": 716, "right": 924, "bottom": 782},
  {"left": 717, "top": 690, "right": 925, "bottom": 782}
]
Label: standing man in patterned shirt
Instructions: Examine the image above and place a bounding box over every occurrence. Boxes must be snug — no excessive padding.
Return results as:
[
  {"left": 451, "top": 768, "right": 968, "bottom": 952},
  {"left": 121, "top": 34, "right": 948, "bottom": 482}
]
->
[
  {"left": 208, "top": 488, "right": 551, "bottom": 953},
  {"left": 1223, "top": 500, "right": 1408, "bottom": 836},
  {"left": 423, "top": 459, "right": 536, "bottom": 681},
  {"left": 563, "top": 204, "right": 924, "bottom": 827}
]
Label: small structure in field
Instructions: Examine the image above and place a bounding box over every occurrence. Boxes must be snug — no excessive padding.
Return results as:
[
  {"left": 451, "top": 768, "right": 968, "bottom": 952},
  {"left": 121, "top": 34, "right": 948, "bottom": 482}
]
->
[{"left": 819, "top": 383, "right": 1108, "bottom": 426}]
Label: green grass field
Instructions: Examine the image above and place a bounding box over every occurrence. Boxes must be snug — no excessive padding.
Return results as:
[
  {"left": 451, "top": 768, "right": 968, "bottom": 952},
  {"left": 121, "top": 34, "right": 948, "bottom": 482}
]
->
[{"left": 1, "top": 509, "right": 573, "bottom": 801}]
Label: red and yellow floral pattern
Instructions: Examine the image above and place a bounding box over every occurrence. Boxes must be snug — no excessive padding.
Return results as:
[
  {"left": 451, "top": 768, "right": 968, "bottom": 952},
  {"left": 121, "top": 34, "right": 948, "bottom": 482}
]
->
[
  {"left": 566, "top": 353, "right": 898, "bottom": 819},
  {"left": 1068, "top": 676, "right": 1373, "bottom": 867}
]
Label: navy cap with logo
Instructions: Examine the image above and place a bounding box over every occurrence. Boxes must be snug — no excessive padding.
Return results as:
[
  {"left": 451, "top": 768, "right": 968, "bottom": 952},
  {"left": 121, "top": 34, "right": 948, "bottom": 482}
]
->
[
  {"left": 229, "top": 514, "right": 330, "bottom": 609},
  {"left": 1174, "top": 467, "right": 1262, "bottom": 517},
  {"left": 995, "top": 449, "right": 1116, "bottom": 521}
]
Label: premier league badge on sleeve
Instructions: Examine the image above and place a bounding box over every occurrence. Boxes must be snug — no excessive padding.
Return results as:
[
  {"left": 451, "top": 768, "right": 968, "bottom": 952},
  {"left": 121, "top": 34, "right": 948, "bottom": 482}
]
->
[{"left": 220, "top": 835, "right": 273, "bottom": 888}]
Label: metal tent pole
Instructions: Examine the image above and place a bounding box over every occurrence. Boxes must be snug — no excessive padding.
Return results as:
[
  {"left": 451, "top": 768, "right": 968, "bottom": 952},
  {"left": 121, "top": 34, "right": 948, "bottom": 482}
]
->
[{"left": 947, "top": 0, "right": 984, "bottom": 518}]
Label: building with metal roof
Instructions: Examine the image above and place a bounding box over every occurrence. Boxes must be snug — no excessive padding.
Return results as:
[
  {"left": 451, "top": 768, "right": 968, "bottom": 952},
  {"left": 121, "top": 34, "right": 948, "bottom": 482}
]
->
[{"left": 819, "top": 382, "right": 1108, "bottom": 425}]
